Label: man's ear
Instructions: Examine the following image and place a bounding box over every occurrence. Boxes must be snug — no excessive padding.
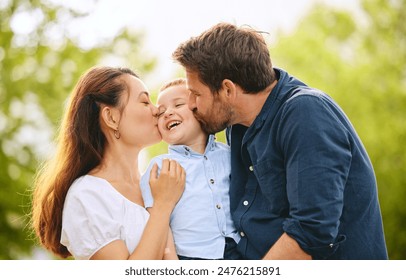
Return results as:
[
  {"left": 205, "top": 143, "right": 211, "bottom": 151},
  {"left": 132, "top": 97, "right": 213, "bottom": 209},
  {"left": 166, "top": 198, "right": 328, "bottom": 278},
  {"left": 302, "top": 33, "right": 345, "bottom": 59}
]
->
[
  {"left": 100, "top": 106, "right": 120, "bottom": 130},
  {"left": 221, "top": 79, "right": 237, "bottom": 100}
]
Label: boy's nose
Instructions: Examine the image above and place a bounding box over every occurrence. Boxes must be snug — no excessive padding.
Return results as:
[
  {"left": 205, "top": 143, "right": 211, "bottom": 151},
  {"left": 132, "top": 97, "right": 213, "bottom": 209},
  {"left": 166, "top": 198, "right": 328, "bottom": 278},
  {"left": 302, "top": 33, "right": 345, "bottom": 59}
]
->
[{"left": 164, "top": 108, "right": 174, "bottom": 117}]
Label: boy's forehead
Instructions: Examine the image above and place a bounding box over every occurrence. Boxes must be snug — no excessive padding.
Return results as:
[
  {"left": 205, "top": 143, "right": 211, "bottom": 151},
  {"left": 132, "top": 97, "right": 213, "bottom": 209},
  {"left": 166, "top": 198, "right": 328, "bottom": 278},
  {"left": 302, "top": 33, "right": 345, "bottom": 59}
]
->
[{"left": 157, "top": 86, "right": 189, "bottom": 104}]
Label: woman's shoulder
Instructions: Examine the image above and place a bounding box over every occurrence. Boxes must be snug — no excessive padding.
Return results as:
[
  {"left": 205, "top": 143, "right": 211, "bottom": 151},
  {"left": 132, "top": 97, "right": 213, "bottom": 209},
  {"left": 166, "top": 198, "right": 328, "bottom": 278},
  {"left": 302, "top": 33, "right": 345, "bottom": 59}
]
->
[
  {"left": 68, "top": 175, "right": 109, "bottom": 196},
  {"left": 65, "top": 175, "right": 148, "bottom": 215},
  {"left": 65, "top": 175, "right": 124, "bottom": 209}
]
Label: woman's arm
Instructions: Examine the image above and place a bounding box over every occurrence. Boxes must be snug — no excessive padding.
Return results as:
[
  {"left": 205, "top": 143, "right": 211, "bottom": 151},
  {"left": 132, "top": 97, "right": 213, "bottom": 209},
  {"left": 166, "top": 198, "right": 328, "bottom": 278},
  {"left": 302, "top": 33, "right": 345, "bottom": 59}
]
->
[{"left": 163, "top": 228, "right": 178, "bottom": 260}]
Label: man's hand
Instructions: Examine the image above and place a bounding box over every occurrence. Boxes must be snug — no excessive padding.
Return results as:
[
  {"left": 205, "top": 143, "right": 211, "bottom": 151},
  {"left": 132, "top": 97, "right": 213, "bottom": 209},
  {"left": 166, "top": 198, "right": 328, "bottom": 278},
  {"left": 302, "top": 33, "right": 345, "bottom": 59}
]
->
[{"left": 263, "top": 232, "right": 312, "bottom": 260}]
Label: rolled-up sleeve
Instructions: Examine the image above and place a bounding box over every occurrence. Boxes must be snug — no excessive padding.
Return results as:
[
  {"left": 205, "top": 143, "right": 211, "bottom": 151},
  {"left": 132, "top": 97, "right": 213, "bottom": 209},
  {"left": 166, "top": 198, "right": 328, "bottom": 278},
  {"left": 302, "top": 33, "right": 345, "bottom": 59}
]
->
[{"left": 279, "top": 93, "right": 352, "bottom": 259}]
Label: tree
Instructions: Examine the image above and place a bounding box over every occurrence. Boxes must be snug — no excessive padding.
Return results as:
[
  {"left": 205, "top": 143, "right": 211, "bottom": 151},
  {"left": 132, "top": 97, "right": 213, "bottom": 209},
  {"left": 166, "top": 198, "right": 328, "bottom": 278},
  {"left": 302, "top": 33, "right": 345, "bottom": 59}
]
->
[
  {"left": 271, "top": 0, "right": 406, "bottom": 259},
  {"left": 0, "top": 0, "right": 155, "bottom": 259}
]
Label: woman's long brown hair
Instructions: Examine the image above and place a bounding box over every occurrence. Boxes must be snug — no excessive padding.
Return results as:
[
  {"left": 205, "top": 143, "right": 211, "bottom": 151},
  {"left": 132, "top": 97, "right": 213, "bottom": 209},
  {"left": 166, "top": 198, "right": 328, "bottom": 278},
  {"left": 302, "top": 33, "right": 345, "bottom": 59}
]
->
[{"left": 31, "top": 66, "right": 137, "bottom": 258}]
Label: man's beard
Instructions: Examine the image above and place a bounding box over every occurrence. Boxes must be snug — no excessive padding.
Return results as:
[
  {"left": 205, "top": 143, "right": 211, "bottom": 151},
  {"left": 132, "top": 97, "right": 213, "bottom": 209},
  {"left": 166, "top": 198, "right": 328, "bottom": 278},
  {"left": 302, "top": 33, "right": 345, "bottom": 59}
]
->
[{"left": 193, "top": 104, "right": 234, "bottom": 134}]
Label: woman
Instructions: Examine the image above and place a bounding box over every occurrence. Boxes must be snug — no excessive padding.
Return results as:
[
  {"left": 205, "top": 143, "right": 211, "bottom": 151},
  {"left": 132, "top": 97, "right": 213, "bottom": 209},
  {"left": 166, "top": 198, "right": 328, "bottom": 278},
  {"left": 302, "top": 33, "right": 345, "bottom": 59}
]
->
[{"left": 31, "top": 66, "right": 185, "bottom": 260}]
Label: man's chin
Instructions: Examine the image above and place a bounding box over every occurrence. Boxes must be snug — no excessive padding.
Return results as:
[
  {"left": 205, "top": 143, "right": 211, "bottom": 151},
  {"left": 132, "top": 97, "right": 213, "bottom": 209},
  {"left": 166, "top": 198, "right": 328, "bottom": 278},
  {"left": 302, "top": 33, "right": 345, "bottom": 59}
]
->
[
  {"left": 193, "top": 112, "right": 227, "bottom": 134},
  {"left": 193, "top": 114, "right": 205, "bottom": 125},
  {"left": 202, "top": 121, "right": 226, "bottom": 135}
]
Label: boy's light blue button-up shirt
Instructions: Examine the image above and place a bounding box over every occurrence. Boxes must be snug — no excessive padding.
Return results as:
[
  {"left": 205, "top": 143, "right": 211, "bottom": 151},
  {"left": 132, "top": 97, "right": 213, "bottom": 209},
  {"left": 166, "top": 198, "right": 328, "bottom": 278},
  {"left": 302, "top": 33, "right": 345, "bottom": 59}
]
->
[{"left": 140, "top": 135, "right": 240, "bottom": 259}]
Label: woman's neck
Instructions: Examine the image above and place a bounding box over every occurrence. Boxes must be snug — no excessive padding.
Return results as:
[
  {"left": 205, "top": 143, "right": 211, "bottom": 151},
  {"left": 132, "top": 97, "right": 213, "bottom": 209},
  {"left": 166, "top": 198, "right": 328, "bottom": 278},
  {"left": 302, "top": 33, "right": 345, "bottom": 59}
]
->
[{"left": 90, "top": 145, "right": 141, "bottom": 185}]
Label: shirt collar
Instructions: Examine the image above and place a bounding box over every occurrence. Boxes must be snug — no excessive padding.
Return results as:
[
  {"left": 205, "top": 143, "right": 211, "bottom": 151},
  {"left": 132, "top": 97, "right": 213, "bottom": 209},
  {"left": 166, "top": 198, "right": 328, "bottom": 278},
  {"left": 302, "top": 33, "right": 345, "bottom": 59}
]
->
[
  {"left": 252, "top": 68, "right": 285, "bottom": 130},
  {"left": 168, "top": 134, "right": 216, "bottom": 158},
  {"left": 243, "top": 68, "right": 306, "bottom": 144}
]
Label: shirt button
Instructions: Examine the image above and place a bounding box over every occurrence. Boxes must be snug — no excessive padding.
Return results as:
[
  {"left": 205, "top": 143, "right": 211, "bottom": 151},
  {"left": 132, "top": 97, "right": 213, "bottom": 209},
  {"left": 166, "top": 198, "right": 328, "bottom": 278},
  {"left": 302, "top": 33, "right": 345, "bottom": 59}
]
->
[
  {"left": 240, "top": 232, "right": 245, "bottom": 237},
  {"left": 216, "top": 204, "right": 221, "bottom": 209},
  {"left": 249, "top": 165, "right": 254, "bottom": 171},
  {"left": 243, "top": 200, "right": 249, "bottom": 206},
  {"left": 204, "top": 156, "right": 208, "bottom": 160},
  {"left": 210, "top": 179, "right": 215, "bottom": 184}
]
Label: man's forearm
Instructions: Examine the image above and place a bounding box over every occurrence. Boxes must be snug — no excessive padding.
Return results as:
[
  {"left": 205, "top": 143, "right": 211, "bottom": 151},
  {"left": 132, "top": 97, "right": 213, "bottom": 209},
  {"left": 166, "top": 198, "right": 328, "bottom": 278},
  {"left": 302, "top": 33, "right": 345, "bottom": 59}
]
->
[{"left": 262, "top": 232, "right": 312, "bottom": 260}]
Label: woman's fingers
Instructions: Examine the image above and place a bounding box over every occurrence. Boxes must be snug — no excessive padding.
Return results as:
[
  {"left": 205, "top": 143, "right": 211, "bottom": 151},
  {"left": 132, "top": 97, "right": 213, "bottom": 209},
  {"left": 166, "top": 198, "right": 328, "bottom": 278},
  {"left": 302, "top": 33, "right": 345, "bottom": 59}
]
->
[
  {"left": 149, "top": 159, "right": 185, "bottom": 209},
  {"left": 180, "top": 164, "right": 186, "bottom": 182},
  {"left": 150, "top": 163, "right": 158, "bottom": 180},
  {"left": 169, "top": 159, "right": 181, "bottom": 176},
  {"left": 161, "top": 158, "right": 170, "bottom": 173},
  {"left": 160, "top": 159, "right": 181, "bottom": 178}
]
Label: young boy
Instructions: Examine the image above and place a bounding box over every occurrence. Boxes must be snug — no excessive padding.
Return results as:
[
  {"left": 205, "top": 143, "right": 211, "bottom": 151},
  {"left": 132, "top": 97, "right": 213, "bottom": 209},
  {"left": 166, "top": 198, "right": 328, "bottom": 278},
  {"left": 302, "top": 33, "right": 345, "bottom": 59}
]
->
[{"left": 140, "top": 78, "right": 241, "bottom": 260}]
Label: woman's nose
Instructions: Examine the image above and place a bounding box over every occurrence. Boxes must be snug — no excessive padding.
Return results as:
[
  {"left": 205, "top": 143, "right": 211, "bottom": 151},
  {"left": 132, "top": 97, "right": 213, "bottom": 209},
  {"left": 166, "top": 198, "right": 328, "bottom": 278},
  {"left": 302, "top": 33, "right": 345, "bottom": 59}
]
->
[{"left": 151, "top": 104, "right": 159, "bottom": 116}]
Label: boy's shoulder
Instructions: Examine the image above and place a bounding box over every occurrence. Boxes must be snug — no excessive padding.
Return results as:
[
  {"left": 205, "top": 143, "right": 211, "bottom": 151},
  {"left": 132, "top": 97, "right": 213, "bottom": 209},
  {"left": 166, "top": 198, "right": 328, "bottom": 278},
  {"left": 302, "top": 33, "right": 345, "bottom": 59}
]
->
[
  {"left": 149, "top": 152, "right": 186, "bottom": 164},
  {"left": 212, "top": 140, "right": 230, "bottom": 152}
]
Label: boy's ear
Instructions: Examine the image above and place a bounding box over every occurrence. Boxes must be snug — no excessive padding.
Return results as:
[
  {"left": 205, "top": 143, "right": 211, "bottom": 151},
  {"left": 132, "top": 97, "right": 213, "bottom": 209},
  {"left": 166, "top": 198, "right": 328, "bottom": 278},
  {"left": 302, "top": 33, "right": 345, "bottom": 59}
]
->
[{"left": 100, "top": 106, "right": 120, "bottom": 129}]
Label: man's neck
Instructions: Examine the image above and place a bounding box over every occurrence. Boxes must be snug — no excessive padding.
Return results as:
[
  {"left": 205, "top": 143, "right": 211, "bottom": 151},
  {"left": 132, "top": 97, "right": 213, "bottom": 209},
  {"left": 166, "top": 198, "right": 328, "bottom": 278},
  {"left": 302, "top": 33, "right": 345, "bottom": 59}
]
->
[{"left": 235, "top": 80, "right": 277, "bottom": 127}]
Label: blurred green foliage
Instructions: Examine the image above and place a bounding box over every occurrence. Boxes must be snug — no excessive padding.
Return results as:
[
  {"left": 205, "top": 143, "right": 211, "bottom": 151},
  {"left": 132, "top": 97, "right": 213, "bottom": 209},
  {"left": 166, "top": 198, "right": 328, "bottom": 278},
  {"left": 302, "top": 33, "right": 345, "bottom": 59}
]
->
[
  {"left": 0, "top": 0, "right": 404, "bottom": 259},
  {"left": 0, "top": 0, "right": 156, "bottom": 259},
  {"left": 271, "top": 0, "right": 405, "bottom": 259}
]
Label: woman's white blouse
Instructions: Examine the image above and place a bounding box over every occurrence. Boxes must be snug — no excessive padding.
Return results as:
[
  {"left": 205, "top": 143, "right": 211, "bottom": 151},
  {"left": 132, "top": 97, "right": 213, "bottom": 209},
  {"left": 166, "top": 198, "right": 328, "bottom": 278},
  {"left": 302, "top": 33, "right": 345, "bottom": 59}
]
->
[{"left": 60, "top": 175, "right": 149, "bottom": 259}]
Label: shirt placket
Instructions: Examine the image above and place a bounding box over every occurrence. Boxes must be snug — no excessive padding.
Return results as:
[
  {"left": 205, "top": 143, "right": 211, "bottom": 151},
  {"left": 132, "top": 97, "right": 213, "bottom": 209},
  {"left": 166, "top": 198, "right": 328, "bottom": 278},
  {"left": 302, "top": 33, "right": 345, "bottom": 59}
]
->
[
  {"left": 203, "top": 154, "right": 227, "bottom": 236},
  {"left": 233, "top": 137, "right": 257, "bottom": 238},
  {"left": 236, "top": 165, "right": 257, "bottom": 239}
]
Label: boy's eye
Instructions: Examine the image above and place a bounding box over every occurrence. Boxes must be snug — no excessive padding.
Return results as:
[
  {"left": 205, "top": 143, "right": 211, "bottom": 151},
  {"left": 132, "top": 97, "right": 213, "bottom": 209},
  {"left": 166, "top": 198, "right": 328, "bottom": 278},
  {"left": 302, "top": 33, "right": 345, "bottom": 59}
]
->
[
  {"left": 175, "top": 103, "right": 185, "bottom": 108},
  {"left": 157, "top": 109, "right": 166, "bottom": 117}
]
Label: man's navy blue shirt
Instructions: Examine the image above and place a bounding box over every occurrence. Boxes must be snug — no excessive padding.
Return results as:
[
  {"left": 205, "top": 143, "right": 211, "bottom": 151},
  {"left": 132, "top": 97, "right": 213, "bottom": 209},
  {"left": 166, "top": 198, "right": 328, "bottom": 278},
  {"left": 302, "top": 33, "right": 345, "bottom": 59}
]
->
[{"left": 226, "top": 68, "right": 388, "bottom": 260}]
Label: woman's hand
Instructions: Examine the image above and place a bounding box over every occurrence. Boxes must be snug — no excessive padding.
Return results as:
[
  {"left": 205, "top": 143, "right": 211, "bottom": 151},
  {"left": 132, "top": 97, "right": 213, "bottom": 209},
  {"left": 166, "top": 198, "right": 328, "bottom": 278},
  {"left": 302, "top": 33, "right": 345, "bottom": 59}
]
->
[{"left": 149, "top": 159, "right": 185, "bottom": 211}]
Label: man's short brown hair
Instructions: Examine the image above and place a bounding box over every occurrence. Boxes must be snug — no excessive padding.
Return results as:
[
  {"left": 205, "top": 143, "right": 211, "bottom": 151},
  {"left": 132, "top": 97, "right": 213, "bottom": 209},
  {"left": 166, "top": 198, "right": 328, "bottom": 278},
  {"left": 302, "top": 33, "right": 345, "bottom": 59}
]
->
[{"left": 172, "top": 22, "right": 276, "bottom": 94}]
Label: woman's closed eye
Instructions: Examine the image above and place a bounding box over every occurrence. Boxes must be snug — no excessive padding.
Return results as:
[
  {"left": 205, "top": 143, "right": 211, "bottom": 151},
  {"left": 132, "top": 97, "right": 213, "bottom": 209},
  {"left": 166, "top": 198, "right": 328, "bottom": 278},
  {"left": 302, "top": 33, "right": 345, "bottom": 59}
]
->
[{"left": 141, "top": 97, "right": 151, "bottom": 106}]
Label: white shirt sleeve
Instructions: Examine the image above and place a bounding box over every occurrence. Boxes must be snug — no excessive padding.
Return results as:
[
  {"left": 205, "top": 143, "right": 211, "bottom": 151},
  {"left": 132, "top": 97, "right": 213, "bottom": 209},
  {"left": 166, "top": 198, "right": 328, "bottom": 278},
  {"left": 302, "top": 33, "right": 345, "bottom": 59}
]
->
[{"left": 60, "top": 177, "right": 123, "bottom": 259}]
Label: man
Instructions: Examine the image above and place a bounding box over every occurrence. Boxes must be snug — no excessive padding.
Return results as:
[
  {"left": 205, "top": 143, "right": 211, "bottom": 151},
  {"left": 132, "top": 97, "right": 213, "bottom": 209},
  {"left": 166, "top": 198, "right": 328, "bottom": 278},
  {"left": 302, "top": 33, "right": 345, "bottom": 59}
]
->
[{"left": 172, "top": 22, "right": 388, "bottom": 260}]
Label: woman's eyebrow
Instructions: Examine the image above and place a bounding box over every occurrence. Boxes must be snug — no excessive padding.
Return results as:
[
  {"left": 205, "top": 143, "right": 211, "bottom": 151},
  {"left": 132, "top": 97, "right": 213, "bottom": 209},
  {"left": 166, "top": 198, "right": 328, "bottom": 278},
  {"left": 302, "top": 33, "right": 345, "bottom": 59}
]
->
[{"left": 137, "top": 91, "right": 150, "bottom": 100}]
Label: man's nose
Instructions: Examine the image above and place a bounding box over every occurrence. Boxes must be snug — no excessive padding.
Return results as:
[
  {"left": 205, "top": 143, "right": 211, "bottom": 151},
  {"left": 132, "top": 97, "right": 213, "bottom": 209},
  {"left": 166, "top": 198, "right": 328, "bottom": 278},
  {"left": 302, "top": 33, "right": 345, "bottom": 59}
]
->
[{"left": 188, "top": 94, "right": 197, "bottom": 111}]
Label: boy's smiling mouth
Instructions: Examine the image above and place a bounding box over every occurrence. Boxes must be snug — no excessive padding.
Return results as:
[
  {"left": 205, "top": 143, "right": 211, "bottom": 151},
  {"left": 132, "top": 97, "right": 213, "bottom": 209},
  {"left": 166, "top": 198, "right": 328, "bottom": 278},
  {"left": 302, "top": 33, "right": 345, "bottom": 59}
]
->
[{"left": 167, "top": 120, "right": 182, "bottom": 130}]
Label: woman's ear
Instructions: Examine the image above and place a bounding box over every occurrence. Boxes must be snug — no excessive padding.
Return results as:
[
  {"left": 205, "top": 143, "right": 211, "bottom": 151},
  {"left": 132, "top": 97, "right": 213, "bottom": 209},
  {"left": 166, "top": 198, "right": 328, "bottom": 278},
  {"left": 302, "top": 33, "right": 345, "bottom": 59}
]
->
[{"left": 100, "top": 106, "right": 120, "bottom": 130}]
